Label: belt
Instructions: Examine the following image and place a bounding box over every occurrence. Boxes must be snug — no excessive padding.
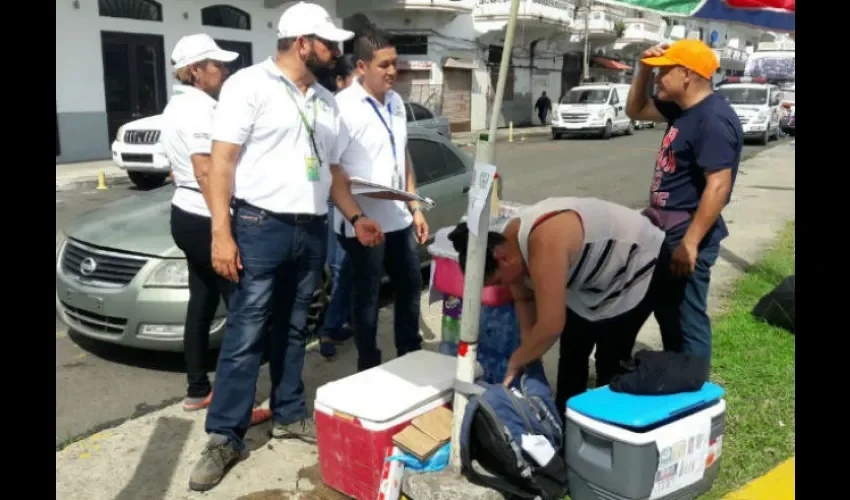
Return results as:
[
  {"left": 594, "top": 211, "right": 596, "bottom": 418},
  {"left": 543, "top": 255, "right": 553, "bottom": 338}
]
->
[{"left": 232, "top": 198, "right": 325, "bottom": 224}]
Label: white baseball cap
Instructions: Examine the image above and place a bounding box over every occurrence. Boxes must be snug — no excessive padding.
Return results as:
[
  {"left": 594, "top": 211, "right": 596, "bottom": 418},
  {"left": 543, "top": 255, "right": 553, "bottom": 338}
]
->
[
  {"left": 277, "top": 1, "right": 354, "bottom": 43},
  {"left": 171, "top": 34, "right": 239, "bottom": 70}
]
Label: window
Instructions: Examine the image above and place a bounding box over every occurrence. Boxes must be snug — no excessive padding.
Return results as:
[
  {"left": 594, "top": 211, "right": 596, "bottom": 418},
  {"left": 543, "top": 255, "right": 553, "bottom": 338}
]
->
[
  {"left": 610, "top": 90, "right": 620, "bottom": 104},
  {"left": 408, "top": 139, "right": 465, "bottom": 185},
  {"left": 202, "top": 5, "right": 251, "bottom": 30},
  {"left": 407, "top": 102, "right": 433, "bottom": 122},
  {"left": 389, "top": 35, "right": 428, "bottom": 55},
  {"left": 98, "top": 0, "right": 162, "bottom": 22},
  {"left": 214, "top": 39, "right": 253, "bottom": 75}
]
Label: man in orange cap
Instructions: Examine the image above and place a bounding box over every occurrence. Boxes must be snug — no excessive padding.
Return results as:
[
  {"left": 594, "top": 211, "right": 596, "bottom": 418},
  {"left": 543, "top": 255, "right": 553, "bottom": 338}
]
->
[{"left": 625, "top": 40, "right": 743, "bottom": 378}]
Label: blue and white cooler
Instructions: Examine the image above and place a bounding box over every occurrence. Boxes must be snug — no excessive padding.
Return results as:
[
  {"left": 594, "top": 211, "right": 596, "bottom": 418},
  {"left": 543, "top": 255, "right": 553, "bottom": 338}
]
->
[{"left": 564, "top": 383, "right": 726, "bottom": 500}]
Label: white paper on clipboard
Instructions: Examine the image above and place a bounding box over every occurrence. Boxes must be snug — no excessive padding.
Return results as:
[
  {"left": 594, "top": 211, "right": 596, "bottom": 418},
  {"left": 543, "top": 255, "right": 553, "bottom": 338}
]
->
[
  {"left": 349, "top": 177, "right": 435, "bottom": 209},
  {"left": 466, "top": 163, "right": 497, "bottom": 237}
]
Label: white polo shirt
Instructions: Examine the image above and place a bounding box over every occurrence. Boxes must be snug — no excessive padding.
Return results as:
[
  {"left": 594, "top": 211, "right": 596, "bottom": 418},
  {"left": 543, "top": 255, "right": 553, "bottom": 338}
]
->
[
  {"left": 334, "top": 79, "right": 413, "bottom": 238},
  {"left": 162, "top": 85, "right": 216, "bottom": 217},
  {"left": 212, "top": 58, "right": 344, "bottom": 215}
]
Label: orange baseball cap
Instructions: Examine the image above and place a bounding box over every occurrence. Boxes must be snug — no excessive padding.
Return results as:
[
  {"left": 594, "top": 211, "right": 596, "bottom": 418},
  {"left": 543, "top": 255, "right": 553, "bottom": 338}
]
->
[{"left": 641, "top": 40, "right": 719, "bottom": 80}]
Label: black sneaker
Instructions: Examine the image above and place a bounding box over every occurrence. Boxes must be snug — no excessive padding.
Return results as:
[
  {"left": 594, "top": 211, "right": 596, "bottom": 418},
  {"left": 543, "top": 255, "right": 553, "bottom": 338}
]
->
[{"left": 188, "top": 434, "right": 241, "bottom": 492}]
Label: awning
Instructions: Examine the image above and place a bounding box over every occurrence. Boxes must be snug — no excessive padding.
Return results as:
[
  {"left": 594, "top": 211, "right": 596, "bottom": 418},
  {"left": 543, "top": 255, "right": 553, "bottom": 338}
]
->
[
  {"left": 592, "top": 57, "right": 632, "bottom": 71},
  {"left": 444, "top": 57, "right": 477, "bottom": 70}
]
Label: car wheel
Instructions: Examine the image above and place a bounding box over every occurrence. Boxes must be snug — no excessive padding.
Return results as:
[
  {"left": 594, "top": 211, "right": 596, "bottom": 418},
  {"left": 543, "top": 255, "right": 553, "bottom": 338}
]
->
[
  {"left": 128, "top": 171, "right": 168, "bottom": 190},
  {"left": 626, "top": 121, "right": 635, "bottom": 136},
  {"left": 602, "top": 120, "right": 613, "bottom": 139},
  {"left": 648, "top": 122, "right": 655, "bottom": 129},
  {"left": 306, "top": 265, "right": 332, "bottom": 343},
  {"left": 552, "top": 131, "right": 561, "bottom": 140},
  {"left": 759, "top": 129, "right": 769, "bottom": 145}
]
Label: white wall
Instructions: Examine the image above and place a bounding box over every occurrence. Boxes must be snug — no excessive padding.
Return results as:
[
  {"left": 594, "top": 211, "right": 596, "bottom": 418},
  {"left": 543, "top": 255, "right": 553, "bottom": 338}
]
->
[{"left": 55, "top": 0, "right": 339, "bottom": 115}]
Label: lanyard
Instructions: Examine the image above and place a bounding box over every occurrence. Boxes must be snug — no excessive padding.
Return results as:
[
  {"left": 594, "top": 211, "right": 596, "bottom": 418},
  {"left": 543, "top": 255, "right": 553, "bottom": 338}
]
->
[
  {"left": 284, "top": 83, "right": 321, "bottom": 164},
  {"left": 366, "top": 98, "right": 399, "bottom": 171}
]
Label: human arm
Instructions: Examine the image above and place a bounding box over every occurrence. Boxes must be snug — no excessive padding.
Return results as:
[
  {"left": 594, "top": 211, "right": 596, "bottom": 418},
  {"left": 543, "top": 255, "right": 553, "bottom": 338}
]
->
[
  {"left": 625, "top": 44, "right": 680, "bottom": 122},
  {"left": 672, "top": 117, "right": 738, "bottom": 276},
  {"left": 207, "top": 76, "right": 255, "bottom": 281},
  {"left": 405, "top": 148, "right": 429, "bottom": 244},
  {"left": 186, "top": 108, "right": 216, "bottom": 210},
  {"left": 503, "top": 225, "right": 570, "bottom": 386},
  {"left": 510, "top": 283, "right": 537, "bottom": 345}
]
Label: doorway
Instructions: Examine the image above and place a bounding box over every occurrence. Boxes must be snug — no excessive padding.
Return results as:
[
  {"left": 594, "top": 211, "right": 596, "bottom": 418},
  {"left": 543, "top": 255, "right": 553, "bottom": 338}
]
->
[
  {"left": 101, "top": 31, "right": 167, "bottom": 144},
  {"left": 213, "top": 39, "right": 253, "bottom": 76}
]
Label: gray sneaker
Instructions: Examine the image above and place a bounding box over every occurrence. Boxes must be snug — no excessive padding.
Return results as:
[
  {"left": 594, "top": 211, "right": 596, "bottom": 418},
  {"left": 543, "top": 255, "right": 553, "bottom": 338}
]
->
[
  {"left": 270, "top": 417, "right": 317, "bottom": 442},
  {"left": 188, "top": 434, "right": 241, "bottom": 492}
]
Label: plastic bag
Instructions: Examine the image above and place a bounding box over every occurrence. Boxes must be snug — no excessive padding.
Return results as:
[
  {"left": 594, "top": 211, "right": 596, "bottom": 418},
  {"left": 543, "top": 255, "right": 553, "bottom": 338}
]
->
[{"left": 386, "top": 443, "right": 451, "bottom": 473}]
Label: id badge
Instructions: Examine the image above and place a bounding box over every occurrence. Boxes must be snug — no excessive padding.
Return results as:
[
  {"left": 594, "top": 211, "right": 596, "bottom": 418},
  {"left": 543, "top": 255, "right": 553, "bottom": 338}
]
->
[{"left": 305, "top": 156, "right": 320, "bottom": 183}]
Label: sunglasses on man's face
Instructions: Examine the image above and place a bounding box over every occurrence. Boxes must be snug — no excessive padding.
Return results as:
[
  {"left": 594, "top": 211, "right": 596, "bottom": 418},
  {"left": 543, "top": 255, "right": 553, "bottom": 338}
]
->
[{"left": 306, "top": 35, "right": 339, "bottom": 52}]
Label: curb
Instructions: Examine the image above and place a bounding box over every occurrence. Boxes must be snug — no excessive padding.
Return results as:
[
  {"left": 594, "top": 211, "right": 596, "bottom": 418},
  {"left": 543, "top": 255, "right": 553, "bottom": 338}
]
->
[
  {"left": 451, "top": 128, "right": 551, "bottom": 148},
  {"left": 723, "top": 457, "right": 794, "bottom": 499},
  {"left": 56, "top": 173, "right": 132, "bottom": 193}
]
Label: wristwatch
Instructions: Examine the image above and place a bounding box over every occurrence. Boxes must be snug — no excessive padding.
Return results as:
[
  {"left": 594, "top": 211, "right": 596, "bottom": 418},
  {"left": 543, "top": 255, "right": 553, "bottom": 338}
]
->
[{"left": 350, "top": 213, "right": 366, "bottom": 225}]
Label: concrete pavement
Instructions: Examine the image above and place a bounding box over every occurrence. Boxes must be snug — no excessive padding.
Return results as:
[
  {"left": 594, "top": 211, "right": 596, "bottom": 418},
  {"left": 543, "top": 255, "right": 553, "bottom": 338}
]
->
[{"left": 56, "top": 141, "right": 795, "bottom": 500}]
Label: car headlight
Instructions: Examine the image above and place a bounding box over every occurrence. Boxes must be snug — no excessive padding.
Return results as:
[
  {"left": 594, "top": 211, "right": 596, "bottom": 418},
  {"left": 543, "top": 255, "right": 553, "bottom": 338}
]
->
[
  {"left": 115, "top": 126, "right": 125, "bottom": 143},
  {"left": 145, "top": 260, "right": 190, "bottom": 288},
  {"left": 56, "top": 231, "right": 66, "bottom": 261},
  {"left": 597, "top": 109, "right": 606, "bottom": 118}
]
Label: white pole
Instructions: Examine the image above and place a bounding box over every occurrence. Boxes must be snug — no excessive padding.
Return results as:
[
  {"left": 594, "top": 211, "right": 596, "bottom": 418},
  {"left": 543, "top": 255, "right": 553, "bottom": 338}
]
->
[
  {"left": 449, "top": 0, "right": 522, "bottom": 470},
  {"left": 582, "top": 0, "right": 592, "bottom": 81}
]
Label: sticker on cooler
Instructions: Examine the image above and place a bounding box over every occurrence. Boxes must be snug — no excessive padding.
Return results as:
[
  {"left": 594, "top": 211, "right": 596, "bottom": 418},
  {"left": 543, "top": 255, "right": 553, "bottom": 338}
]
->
[
  {"left": 705, "top": 435, "right": 723, "bottom": 469},
  {"left": 649, "top": 416, "right": 711, "bottom": 500},
  {"left": 377, "top": 446, "right": 405, "bottom": 500}
]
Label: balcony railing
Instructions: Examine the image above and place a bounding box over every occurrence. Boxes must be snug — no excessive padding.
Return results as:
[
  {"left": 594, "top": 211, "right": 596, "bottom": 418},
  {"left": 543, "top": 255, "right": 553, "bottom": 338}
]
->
[
  {"left": 714, "top": 46, "right": 748, "bottom": 63},
  {"left": 475, "top": 0, "right": 576, "bottom": 24},
  {"left": 387, "top": 0, "right": 475, "bottom": 11},
  {"left": 620, "top": 17, "right": 665, "bottom": 44},
  {"left": 573, "top": 6, "right": 623, "bottom": 34}
]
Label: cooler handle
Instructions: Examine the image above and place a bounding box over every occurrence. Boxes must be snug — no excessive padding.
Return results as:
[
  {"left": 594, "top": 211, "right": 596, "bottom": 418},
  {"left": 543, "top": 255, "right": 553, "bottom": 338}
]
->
[{"left": 577, "top": 429, "right": 613, "bottom": 471}]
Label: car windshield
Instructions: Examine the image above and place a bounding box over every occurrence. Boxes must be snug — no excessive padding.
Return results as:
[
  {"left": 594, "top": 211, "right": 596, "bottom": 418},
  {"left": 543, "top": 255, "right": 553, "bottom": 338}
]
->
[
  {"left": 718, "top": 87, "right": 767, "bottom": 105},
  {"left": 562, "top": 89, "right": 610, "bottom": 104}
]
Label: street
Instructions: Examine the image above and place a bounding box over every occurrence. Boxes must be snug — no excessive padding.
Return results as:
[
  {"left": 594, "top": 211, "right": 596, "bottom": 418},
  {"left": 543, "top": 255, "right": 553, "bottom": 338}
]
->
[{"left": 55, "top": 129, "right": 786, "bottom": 449}]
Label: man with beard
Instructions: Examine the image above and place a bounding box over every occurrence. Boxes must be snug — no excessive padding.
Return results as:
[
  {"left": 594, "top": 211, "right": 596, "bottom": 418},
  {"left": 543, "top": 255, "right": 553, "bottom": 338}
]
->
[
  {"left": 333, "top": 29, "right": 429, "bottom": 372},
  {"left": 190, "top": 2, "right": 384, "bottom": 492}
]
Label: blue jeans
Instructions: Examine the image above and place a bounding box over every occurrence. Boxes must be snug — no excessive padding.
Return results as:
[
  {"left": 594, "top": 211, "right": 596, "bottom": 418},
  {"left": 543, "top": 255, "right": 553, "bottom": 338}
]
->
[
  {"left": 321, "top": 204, "right": 352, "bottom": 336},
  {"left": 655, "top": 242, "right": 720, "bottom": 378},
  {"left": 340, "top": 225, "right": 422, "bottom": 371},
  {"left": 205, "top": 205, "right": 326, "bottom": 450}
]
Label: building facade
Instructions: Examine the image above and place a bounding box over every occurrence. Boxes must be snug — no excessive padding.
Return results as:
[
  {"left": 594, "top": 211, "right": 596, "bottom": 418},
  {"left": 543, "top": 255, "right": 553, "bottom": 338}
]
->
[{"left": 55, "top": 0, "right": 778, "bottom": 164}]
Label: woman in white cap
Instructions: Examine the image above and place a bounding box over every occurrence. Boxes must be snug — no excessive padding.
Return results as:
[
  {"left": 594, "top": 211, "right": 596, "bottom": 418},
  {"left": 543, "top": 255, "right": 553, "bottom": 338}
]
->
[{"left": 162, "top": 34, "right": 271, "bottom": 425}]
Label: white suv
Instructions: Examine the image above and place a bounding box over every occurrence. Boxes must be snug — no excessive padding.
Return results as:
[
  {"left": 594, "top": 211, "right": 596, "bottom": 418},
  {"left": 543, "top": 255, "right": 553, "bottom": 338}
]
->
[
  {"left": 111, "top": 115, "right": 172, "bottom": 189},
  {"left": 551, "top": 83, "right": 635, "bottom": 140}
]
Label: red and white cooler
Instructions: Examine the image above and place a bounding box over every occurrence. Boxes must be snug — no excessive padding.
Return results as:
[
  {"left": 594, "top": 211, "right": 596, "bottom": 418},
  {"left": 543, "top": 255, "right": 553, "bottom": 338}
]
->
[{"left": 315, "top": 350, "right": 481, "bottom": 500}]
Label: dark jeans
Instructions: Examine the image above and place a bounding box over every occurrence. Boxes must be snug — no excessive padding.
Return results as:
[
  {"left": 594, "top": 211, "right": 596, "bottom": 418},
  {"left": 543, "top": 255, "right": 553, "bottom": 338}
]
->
[
  {"left": 205, "top": 205, "right": 326, "bottom": 450},
  {"left": 655, "top": 242, "right": 720, "bottom": 379},
  {"left": 170, "top": 205, "right": 232, "bottom": 399},
  {"left": 555, "top": 244, "right": 671, "bottom": 412},
  {"left": 340, "top": 225, "right": 422, "bottom": 371},
  {"left": 321, "top": 202, "right": 353, "bottom": 337}
]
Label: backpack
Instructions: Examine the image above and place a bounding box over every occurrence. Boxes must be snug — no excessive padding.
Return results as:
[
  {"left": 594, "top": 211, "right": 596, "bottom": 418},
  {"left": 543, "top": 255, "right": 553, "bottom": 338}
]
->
[{"left": 459, "top": 362, "right": 569, "bottom": 500}]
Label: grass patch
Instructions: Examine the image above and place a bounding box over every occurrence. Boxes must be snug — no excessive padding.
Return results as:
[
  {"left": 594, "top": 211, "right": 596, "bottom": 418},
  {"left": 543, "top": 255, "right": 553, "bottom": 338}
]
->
[{"left": 703, "top": 220, "right": 795, "bottom": 499}]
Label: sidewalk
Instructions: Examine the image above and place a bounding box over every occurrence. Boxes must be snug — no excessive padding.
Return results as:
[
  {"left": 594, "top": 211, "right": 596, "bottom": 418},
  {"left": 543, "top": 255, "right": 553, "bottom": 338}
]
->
[
  {"left": 56, "top": 160, "right": 131, "bottom": 192},
  {"left": 56, "top": 143, "right": 795, "bottom": 500},
  {"left": 450, "top": 125, "right": 551, "bottom": 147}
]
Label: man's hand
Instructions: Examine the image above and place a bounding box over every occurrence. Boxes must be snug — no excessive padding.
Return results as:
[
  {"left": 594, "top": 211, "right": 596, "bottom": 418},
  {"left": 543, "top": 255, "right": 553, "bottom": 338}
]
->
[
  {"left": 354, "top": 217, "right": 384, "bottom": 247},
  {"left": 641, "top": 43, "right": 670, "bottom": 63},
  {"left": 670, "top": 240, "right": 698, "bottom": 277},
  {"left": 412, "top": 210, "right": 429, "bottom": 244},
  {"left": 212, "top": 233, "right": 242, "bottom": 282},
  {"left": 503, "top": 352, "right": 524, "bottom": 388}
]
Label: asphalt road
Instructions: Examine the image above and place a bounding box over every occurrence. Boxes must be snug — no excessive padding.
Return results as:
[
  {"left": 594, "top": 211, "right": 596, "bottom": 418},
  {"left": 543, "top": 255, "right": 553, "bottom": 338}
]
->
[{"left": 55, "top": 129, "right": 787, "bottom": 448}]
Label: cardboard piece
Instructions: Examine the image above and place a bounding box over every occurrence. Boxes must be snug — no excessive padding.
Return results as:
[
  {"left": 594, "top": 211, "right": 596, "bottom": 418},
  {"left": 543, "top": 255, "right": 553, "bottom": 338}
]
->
[{"left": 392, "top": 407, "right": 453, "bottom": 461}]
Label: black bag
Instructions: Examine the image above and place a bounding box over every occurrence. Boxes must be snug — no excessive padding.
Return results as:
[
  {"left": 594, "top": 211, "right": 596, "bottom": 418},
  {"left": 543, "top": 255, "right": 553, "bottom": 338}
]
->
[
  {"left": 752, "top": 274, "right": 795, "bottom": 334},
  {"left": 459, "top": 362, "right": 569, "bottom": 500}
]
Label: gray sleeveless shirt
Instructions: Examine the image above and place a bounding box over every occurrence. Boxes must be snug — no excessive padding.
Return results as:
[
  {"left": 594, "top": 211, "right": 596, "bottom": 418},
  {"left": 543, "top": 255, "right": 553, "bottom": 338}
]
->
[{"left": 515, "top": 197, "right": 665, "bottom": 321}]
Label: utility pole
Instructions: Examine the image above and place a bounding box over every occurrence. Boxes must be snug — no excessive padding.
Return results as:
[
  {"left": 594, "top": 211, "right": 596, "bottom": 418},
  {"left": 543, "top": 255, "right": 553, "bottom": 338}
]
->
[
  {"left": 448, "top": 0, "right": 521, "bottom": 471},
  {"left": 582, "top": 0, "right": 592, "bottom": 81}
]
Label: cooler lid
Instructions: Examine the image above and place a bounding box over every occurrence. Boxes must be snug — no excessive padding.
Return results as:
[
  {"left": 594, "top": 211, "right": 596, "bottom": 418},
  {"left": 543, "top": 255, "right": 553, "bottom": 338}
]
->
[
  {"left": 567, "top": 383, "right": 725, "bottom": 429},
  {"left": 315, "top": 350, "right": 462, "bottom": 424}
]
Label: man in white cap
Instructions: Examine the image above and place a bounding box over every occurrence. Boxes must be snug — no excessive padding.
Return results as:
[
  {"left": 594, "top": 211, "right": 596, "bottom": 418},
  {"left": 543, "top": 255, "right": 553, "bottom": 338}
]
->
[
  {"left": 162, "top": 34, "right": 272, "bottom": 424},
  {"left": 190, "top": 2, "right": 383, "bottom": 492}
]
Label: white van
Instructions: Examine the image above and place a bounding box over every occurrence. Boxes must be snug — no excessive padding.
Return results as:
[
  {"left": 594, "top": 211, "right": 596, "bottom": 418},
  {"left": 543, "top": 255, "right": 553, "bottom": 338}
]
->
[
  {"left": 551, "top": 83, "right": 635, "bottom": 140},
  {"left": 716, "top": 76, "right": 783, "bottom": 145}
]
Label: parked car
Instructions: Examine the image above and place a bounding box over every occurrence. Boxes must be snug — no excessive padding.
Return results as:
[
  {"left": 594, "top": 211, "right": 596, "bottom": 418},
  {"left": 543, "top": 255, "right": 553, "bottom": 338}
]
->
[
  {"left": 110, "top": 115, "right": 172, "bottom": 189},
  {"left": 551, "top": 83, "right": 635, "bottom": 139},
  {"left": 632, "top": 120, "right": 656, "bottom": 130},
  {"left": 112, "top": 101, "right": 451, "bottom": 190},
  {"left": 405, "top": 101, "right": 452, "bottom": 139},
  {"left": 57, "top": 127, "right": 487, "bottom": 352}
]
